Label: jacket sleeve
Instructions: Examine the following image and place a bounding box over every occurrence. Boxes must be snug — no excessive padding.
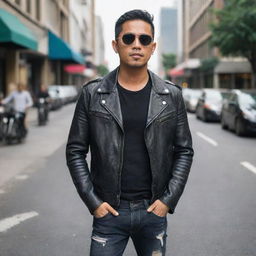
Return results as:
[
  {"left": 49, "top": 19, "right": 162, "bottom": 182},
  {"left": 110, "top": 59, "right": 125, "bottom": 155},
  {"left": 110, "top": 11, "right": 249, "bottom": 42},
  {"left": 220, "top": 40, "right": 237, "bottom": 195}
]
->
[
  {"left": 2, "top": 92, "right": 14, "bottom": 104},
  {"left": 66, "top": 86, "right": 103, "bottom": 214},
  {"left": 160, "top": 89, "right": 194, "bottom": 214}
]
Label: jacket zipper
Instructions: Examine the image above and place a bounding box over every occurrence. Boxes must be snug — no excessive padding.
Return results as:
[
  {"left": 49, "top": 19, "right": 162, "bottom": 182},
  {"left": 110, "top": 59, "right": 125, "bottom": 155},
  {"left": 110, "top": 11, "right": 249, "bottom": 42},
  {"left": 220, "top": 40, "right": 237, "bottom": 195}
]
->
[
  {"left": 117, "top": 134, "right": 124, "bottom": 205},
  {"left": 144, "top": 107, "right": 167, "bottom": 201},
  {"left": 100, "top": 102, "right": 124, "bottom": 205},
  {"left": 144, "top": 127, "right": 155, "bottom": 201}
]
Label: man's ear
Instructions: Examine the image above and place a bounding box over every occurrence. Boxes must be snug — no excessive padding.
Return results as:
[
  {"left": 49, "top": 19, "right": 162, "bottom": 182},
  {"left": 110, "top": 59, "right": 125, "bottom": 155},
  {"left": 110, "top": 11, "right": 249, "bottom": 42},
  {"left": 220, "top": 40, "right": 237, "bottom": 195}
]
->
[
  {"left": 151, "top": 42, "right": 156, "bottom": 55},
  {"left": 112, "top": 40, "right": 118, "bottom": 53}
]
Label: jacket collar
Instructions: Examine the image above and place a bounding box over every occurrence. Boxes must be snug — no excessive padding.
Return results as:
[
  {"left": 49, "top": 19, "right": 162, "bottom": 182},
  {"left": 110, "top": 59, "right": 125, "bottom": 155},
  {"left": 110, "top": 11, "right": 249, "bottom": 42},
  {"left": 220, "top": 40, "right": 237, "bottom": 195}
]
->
[
  {"left": 98, "top": 67, "right": 170, "bottom": 132},
  {"left": 99, "top": 67, "right": 170, "bottom": 95}
]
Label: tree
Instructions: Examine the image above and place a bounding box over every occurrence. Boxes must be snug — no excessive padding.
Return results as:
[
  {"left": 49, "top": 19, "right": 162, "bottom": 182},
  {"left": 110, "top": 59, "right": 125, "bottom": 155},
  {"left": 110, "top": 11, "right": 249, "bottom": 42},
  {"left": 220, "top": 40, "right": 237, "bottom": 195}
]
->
[
  {"left": 96, "top": 64, "right": 109, "bottom": 77},
  {"left": 162, "top": 53, "right": 176, "bottom": 71},
  {"left": 210, "top": 0, "right": 256, "bottom": 87}
]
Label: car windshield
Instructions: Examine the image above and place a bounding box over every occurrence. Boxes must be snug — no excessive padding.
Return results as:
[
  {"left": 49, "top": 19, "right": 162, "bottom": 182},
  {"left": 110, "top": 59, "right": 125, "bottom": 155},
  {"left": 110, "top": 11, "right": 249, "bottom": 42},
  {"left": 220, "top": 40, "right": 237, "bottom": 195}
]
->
[
  {"left": 239, "top": 92, "right": 256, "bottom": 109},
  {"left": 221, "top": 92, "right": 231, "bottom": 99},
  {"left": 190, "top": 90, "right": 201, "bottom": 99},
  {"left": 48, "top": 87, "right": 59, "bottom": 97},
  {"left": 205, "top": 91, "right": 222, "bottom": 103}
]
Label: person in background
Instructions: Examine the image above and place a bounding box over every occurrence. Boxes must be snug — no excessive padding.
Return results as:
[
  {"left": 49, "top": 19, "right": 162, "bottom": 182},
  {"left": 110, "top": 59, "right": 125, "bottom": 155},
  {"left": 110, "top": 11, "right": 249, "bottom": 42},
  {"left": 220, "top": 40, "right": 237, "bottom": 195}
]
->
[
  {"left": 37, "top": 85, "right": 50, "bottom": 121},
  {"left": 66, "top": 9, "right": 193, "bottom": 256},
  {"left": 37, "top": 85, "right": 50, "bottom": 100},
  {"left": 1, "top": 83, "right": 33, "bottom": 135}
]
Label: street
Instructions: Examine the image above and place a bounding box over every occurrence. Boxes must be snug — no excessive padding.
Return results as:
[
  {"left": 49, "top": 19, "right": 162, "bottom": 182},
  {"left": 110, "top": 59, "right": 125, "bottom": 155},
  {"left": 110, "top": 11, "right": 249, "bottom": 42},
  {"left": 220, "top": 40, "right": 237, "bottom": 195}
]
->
[{"left": 0, "top": 104, "right": 256, "bottom": 256}]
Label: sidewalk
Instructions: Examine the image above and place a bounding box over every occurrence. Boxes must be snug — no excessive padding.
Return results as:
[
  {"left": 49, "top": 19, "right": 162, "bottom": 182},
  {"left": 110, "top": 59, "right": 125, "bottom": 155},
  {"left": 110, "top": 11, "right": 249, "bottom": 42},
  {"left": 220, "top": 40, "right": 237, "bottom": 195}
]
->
[
  {"left": 27, "top": 107, "right": 37, "bottom": 124},
  {"left": 0, "top": 104, "right": 75, "bottom": 188}
]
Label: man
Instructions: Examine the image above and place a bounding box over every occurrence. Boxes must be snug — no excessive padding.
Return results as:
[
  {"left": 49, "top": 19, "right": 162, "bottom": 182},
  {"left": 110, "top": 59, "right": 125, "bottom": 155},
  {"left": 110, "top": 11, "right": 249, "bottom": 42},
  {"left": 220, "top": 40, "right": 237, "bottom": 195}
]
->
[
  {"left": 66, "top": 10, "right": 193, "bottom": 256},
  {"left": 1, "top": 83, "right": 33, "bottom": 135},
  {"left": 36, "top": 85, "right": 51, "bottom": 122}
]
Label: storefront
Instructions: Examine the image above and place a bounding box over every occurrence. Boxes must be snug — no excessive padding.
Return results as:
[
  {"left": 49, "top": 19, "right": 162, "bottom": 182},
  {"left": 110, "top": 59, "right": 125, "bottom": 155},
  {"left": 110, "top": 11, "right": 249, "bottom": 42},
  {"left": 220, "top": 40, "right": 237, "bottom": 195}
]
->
[
  {"left": 0, "top": 48, "right": 6, "bottom": 97},
  {"left": 0, "top": 8, "right": 38, "bottom": 95},
  {"left": 48, "top": 30, "right": 85, "bottom": 85},
  {"left": 214, "top": 60, "right": 252, "bottom": 89},
  {"left": 170, "top": 58, "right": 253, "bottom": 89},
  {"left": 169, "top": 59, "right": 201, "bottom": 88}
]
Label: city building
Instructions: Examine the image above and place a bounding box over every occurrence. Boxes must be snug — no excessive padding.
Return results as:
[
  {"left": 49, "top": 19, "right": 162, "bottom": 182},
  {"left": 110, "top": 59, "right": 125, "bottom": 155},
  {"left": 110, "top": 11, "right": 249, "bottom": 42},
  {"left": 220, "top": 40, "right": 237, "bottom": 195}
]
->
[
  {"left": 44, "top": 0, "right": 86, "bottom": 88},
  {"left": 94, "top": 15, "right": 105, "bottom": 66},
  {"left": 68, "top": 0, "right": 97, "bottom": 83},
  {"left": 0, "top": 0, "right": 47, "bottom": 97},
  {"left": 0, "top": 0, "right": 98, "bottom": 100},
  {"left": 172, "top": 0, "right": 252, "bottom": 89}
]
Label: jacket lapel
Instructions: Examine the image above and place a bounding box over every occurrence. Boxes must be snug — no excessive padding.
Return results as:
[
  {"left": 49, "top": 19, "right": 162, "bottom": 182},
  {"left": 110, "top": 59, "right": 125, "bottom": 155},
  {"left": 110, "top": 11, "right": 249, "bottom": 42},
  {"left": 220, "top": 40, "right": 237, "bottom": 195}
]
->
[
  {"left": 145, "top": 71, "right": 169, "bottom": 128},
  {"left": 98, "top": 68, "right": 124, "bottom": 132}
]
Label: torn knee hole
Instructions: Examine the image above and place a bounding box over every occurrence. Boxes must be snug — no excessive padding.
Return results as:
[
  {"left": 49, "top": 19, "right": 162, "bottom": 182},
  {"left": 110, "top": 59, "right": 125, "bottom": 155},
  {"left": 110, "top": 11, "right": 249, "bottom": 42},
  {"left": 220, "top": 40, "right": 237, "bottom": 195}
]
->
[{"left": 156, "top": 231, "right": 165, "bottom": 247}]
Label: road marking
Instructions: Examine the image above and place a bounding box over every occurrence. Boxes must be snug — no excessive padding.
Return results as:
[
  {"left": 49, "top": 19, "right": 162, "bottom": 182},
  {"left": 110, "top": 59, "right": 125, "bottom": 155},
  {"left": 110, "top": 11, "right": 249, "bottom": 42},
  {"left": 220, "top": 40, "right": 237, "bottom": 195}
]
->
[
  {"left": 196, "top": 132, "right": 218, "bottom": 147},
  {"left": 15, "top": 175, "right": 29, "bottom": 180},
  {"left": 0, "top": 211, "right": 39, "bottom": 233},
  {"left": 240, "top": 161, "right": 256, "bottom": 175}
]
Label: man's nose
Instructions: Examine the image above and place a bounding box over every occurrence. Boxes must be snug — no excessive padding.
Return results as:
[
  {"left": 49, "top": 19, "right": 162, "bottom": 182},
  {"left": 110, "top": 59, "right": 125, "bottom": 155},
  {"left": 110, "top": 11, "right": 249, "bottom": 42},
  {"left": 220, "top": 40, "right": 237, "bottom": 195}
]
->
[
  {"left": 132, "top": 37, "right": 142, "bottom": 49},
  {"left": 133, "top": 36, "right": 141, "bottom": 46}
]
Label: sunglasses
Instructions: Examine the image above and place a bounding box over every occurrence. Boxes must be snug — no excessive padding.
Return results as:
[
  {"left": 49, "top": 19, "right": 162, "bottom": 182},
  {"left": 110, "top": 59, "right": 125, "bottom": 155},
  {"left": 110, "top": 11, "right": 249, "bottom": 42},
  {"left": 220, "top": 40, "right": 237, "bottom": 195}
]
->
[{"left": 121, "top": 33, "right": 153, "bottom": 46}]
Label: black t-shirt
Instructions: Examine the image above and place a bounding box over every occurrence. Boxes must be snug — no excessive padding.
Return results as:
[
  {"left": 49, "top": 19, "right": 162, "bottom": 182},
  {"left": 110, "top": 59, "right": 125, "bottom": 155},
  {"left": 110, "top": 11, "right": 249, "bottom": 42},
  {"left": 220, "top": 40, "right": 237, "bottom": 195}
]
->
[{"left": 117, "top": 78, "right": 152, "bottom": 201}]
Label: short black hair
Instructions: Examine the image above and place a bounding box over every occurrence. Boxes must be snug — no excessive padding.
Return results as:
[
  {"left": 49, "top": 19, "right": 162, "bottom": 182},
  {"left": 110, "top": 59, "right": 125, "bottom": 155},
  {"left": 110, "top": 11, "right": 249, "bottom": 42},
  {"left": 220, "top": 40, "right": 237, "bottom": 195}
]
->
[{"left": 115, "top": 9, "right": 154, "bottom": 39}]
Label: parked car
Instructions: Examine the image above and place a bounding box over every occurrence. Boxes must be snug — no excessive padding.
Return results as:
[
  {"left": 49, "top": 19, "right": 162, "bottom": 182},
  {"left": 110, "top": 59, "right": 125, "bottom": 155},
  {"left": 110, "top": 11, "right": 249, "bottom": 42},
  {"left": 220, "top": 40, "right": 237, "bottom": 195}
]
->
[
  {"left": 48, "top": 85, "right": 79, "bottom": 109},
  {"left": 65, "top": 85, "right": 79, "bottom": 103},
  {"left": 48, "top": 86, "right": 62, "bottom": 110},
  {"left": 221, "top": 90, "right": 256, "bottom": 136},
  {"left": 183, "top": 88, "right": 202, "bottom": 112},
  {"left": 196, "top": 89, "right": 226, "bottom": 122}
]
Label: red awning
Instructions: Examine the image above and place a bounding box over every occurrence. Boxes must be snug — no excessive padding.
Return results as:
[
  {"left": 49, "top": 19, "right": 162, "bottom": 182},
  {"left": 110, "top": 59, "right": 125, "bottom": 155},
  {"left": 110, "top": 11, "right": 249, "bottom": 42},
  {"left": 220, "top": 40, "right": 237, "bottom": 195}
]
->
[
  {"left": 169, "top": 68, "right": 184, "bottom": 77},
  {"left": 64, "top": 64, "right": 86, "bottom": 73}
]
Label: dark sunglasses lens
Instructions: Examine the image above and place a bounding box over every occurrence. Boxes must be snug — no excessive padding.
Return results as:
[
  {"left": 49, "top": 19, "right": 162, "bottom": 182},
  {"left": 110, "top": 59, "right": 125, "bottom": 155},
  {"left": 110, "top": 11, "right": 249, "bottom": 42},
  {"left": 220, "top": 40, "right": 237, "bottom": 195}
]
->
[
  {"left": 139, "top": 35, "right": 152, "bottom": 45},
  {"left": 122, "top": 34, "right": 135, "bottom": 45}
]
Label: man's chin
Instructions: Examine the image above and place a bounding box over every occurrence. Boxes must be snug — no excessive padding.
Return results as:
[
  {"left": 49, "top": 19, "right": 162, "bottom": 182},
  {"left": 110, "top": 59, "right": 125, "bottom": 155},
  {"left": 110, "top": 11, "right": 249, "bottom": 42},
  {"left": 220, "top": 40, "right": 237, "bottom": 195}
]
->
[{"left": 126, "top": 62, "right": 147, "bottom": 69}]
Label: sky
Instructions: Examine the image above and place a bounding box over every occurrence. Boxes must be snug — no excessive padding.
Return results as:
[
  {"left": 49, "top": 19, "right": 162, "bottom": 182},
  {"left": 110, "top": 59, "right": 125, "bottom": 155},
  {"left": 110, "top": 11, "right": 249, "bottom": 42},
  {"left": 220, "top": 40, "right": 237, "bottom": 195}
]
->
[{"left": 95, "top": 0, "right": 177, "bottom": 73}]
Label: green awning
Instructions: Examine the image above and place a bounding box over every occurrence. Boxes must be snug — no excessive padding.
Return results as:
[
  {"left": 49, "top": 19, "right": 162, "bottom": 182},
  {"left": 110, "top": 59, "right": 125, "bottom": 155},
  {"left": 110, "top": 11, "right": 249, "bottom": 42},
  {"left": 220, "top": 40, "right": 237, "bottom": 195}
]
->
[
  {"left": 48, "top": 30, "right": 84, "bottom": 64},
  {"left": 0, "top": 8, "right": 38, "bottom": 50}
]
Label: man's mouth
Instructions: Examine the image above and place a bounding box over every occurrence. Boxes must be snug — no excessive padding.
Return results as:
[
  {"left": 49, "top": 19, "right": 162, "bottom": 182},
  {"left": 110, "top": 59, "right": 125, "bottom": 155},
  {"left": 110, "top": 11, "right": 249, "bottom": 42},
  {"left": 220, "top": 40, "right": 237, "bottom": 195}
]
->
[{"left": 130, "top": 53, "right": 143, "bottom": 58}]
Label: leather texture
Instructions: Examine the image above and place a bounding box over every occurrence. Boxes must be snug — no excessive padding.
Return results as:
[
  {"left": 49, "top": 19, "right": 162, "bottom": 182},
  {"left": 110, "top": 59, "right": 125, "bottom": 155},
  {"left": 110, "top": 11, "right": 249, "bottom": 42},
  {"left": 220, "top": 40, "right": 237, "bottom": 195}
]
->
[{"left": 66, "top": 68, "right": 194, "bottom": 214}]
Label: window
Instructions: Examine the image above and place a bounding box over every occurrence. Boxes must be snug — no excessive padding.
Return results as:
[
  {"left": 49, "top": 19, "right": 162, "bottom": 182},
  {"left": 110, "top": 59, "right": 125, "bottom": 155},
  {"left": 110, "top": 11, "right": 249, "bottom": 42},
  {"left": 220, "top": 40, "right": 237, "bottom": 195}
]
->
[
  {"left": 230, "top": 93, "right": 238, "bottom": 103},
  {"left": 35, "top": 0, "right": 41, "bottom": 21},
  {"left": 26, "top": 0, "right": 31, "bottom": 14}
]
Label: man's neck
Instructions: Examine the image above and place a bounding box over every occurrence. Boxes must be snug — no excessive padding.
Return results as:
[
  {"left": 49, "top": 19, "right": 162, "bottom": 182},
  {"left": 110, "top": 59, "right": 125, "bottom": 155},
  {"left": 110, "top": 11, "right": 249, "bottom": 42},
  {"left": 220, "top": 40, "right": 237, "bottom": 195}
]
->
[{"left": 118, "top": 65, "right": 149, "bottom": 91}]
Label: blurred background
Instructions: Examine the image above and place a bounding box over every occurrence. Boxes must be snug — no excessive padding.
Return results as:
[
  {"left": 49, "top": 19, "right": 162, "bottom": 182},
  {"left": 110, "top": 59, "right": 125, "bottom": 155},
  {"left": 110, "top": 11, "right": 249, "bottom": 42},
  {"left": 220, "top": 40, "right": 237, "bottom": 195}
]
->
[{"left": 0, "top": 0, "right": 256, "bottom": 255}]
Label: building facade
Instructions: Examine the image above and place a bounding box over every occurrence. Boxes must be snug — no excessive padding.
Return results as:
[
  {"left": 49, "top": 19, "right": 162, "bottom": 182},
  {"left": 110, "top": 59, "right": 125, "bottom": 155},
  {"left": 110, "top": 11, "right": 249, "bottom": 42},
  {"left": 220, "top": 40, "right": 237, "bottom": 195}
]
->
[
  {"left": 0, "top": 0, "right": 47, "bottom": 98},
  {"left": 0, "top": 0, "right": 97, "bottom": 100},
  {"left": 173, "top": 0, "right": 252, "bottom": 89},
  {"left": 94, "top": 15, "right": 105, "bottom": 66}
]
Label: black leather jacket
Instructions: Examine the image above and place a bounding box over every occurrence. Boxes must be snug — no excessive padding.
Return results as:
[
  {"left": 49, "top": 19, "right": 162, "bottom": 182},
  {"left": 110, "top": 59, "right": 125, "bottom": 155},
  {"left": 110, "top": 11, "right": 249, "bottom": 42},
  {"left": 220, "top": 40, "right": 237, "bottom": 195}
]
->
[{"left": 66, "top": 68, "right": 194, "bottom": 215}]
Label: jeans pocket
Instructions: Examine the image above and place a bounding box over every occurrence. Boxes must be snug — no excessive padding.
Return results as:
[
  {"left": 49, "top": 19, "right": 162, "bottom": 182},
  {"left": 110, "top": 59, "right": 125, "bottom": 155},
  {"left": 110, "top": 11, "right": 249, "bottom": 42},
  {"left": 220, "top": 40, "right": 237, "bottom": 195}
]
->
[
  {"left": 151, "top": 211, "right": 166, "bottom": 219},
  {"left": 94, "top": 212, "right": 111, "bottom": 220}
]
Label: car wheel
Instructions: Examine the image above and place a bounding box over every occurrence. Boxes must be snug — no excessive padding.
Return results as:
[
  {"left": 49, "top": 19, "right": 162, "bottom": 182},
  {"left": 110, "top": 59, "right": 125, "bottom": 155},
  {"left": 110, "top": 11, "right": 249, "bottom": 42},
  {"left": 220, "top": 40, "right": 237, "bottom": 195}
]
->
[
  {"left": 235, "top": 118, "right": 245, "bottom": 136},
  {"left": 202, "top": 112, "right": 208, "bottom": 122},
  {"left": 221, "top": 116, "right": 228, "bottom": 130},
  {"left": 195, "top": 108, "right": 200, "bottom": 119}
]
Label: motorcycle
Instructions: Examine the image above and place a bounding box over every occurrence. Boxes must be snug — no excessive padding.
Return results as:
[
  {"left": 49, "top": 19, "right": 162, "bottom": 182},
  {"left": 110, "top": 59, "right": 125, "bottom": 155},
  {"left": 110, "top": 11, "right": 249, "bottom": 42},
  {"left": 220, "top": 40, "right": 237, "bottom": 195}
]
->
[
  {"left": 37, "top": 97, "right": 49, "bottom": 126},
  {"left": 0, "top": 103, "right": 5, "bottom": 141},
  {"left": 0, "top": 104, "right": 27, "bottom": 144}
]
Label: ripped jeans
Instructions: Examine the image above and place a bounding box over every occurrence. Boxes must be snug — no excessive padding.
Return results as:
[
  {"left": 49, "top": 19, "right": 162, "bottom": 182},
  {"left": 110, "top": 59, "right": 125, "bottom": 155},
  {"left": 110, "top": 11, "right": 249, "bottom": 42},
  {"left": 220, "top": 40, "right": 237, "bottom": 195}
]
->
[{"left": 90, "top": 199, "right": 168, "bottom": 256}]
